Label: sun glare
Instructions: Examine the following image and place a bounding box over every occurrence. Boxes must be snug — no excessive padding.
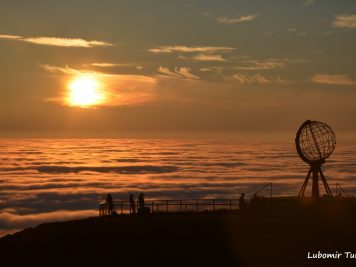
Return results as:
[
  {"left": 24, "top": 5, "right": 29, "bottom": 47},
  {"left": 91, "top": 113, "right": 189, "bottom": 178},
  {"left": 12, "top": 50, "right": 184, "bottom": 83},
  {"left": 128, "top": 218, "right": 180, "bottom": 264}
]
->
[{"left": 67, "top": 75, "right": 105, "bottom": 107}]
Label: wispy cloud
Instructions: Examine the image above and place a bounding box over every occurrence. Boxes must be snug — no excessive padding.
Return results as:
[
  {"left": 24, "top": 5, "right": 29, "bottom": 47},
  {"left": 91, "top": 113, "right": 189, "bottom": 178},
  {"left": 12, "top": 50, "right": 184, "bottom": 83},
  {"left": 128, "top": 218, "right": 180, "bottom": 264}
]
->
[
  {"left": 158, "top": 66, "right": 200, "bottom": 79},
  {"left": 236, "top": 58, "right": 290, "bottom": 70},
  {"left": 217, "top": 13, "right": 260, "bottom": 24},
  {"left": 0, "top": 34, "right": 21, "bottom": 39},
  {"left": 332, "top": 14, "right": 356, "bottom": 29},
  {"left": 40, "top": 64, "right": 82, "bottom": 75},
  {"left": 158, "top": 66, "right": 182, "bottom": 78},
  {"left": 303, "top": 0, "right": 315, "bottom": 7},
  {"left": 199, "top": 67, "right": 224, "bottom": 74},
  {"left": 263, "top": 32, "right": 275, "bottom": 36},
  {"left": 87, "top": 63, "right": 143, "bottom": 70},
  {"left": 287, "top": 28, "right": 297, "bottom": 32},
  {"left": 298, "top": 32, "right": 308, "bottom": 36},
  {"left": 0, "top": 34, "right": 112, "bottom": 47},
  {"left": 192, "top": 54, "right": 226, "bottom": 62},
  {"left": 149, "top": 45, "right": 235, "bottom": 54},
  {"left": 310, "top": 74, "right": 356, "bottom": 85},
  {"left": 23, "top": 37, "right": 111, "bottom": 47},
  {"left": 229, "top": 74, "right": 291, "bottom": 84},
  {"left": 91, "top": 63, "right": 122, "bottom": 67},
  {"left": 40, "top": 64, "right": 81, "bottom": 74},
  {"left": 233, "top": 58, "right": 304, "bottom": 71},
  {"left": 175, "top": 67, "right": 200, "bottom": 79}
]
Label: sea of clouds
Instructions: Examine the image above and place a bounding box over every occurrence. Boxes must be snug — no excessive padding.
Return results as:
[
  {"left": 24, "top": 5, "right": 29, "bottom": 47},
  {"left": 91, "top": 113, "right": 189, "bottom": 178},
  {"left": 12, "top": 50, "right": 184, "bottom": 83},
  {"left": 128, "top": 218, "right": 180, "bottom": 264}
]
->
[{"left": 1, "top": 138, "right": 355, "bottom": 236}]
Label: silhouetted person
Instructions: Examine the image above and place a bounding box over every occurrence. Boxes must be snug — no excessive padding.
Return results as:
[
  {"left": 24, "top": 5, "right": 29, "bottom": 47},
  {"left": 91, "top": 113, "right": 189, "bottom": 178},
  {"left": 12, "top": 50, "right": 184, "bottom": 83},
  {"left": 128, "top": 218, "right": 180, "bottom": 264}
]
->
[
  {"left": 106, "top": 193, "right": 114, "bottom": 215},
  {"left": 138, "top": 193, "right": 145, "bottom": 209},
  {"left": 250, "top": 194, "right": 258, "bottom": 207},
  {"left": 129, "top": 193, "right": 136, "bottom": 214},
  {"left": 239, "top": 193, "right": 245, "bottom": 209}
]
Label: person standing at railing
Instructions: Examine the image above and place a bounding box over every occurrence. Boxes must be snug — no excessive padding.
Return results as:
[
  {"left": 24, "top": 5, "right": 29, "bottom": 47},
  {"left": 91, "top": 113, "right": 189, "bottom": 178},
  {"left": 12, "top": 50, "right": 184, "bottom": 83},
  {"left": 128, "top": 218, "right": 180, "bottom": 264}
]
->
[
  {"left": 138, "top": 193, "right": 145, "bottom": 209},
  {"left": 129, "top": 193, "right": 136, "bottom": 214},
  {"left": 239, "top": 193, "right": 245, "bottom": 209},
  {"left": 106, "top": 193, "right": 114, "bottom": 215}
]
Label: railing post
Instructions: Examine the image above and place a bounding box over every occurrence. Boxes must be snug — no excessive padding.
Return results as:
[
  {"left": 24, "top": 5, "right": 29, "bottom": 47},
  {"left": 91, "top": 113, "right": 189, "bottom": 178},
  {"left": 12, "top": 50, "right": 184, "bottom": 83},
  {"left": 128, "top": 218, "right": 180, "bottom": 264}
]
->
[
  {"left": 229, "top": 199, "right": 232, "bottom": 210},
  {"left": 166, "top": 200, "right": 169, "bottom": 213},
  {"left": 151, "top": 201, "right": 154, "bottom": 213}
]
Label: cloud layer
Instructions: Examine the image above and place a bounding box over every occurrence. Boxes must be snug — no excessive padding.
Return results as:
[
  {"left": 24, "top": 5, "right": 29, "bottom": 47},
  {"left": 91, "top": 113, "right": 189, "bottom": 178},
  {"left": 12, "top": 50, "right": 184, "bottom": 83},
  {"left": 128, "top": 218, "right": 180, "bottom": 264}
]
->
[{"left": 1, "top": 138, "right": 356, "bottom": 236}]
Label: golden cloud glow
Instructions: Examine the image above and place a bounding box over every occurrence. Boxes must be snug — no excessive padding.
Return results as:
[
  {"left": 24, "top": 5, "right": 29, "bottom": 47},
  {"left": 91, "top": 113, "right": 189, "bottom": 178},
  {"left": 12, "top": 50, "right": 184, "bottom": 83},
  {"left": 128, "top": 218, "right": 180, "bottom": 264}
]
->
[
  {"left": 42, "top": 65, "right": 158, "bottom": 107},
  {"left": 0, "top": 34, "right": 112, "bottom": 47},
  {"left": 67, "top": 75, "right": 106, "bottom": 107},
  {"left": 148, "top": 45, "right": 235, "bottom": 53},
  {"left": 192, "top": 54, "right": 226, "bottom": 62},
  {"left": 158, "top": 66, "right": 200, "bottom": 79},
  {"left": 310, "top": 74, "right": 356, "bottom": 85},
  {"left": 332, "top": 14, "right": 356, "bottom": 29}
]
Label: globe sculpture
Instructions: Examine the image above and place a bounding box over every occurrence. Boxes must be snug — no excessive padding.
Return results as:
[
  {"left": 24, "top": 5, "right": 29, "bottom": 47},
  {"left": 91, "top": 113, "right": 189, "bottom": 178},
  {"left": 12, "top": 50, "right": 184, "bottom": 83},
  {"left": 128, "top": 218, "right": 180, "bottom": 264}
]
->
[{"left": 295, "top": 120, "right": 336, "bottom": 198}]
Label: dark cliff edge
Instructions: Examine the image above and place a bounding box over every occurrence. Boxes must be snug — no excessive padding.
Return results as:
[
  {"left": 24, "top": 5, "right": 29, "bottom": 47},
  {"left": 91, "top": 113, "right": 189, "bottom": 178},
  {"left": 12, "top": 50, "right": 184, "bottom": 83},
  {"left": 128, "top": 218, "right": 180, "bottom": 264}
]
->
[{"left": 1, "top": 198, "right": 356, "bottom": 267}]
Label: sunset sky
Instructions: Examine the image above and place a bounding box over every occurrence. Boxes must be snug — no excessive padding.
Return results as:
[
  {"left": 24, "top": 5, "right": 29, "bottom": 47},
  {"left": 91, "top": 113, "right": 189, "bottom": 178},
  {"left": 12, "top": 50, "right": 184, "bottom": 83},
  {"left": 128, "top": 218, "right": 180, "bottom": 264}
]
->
[{"left": 1, "top": 0, "right": 356, "bottom": 136}]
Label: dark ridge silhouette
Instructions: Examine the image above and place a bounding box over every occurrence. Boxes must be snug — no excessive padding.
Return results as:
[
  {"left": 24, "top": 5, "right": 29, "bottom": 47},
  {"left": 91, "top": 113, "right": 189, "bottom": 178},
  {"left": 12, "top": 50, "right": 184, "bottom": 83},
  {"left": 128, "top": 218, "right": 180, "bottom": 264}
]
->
[{"left": 1, "top": 198, "right": 356, "bottom": 267}]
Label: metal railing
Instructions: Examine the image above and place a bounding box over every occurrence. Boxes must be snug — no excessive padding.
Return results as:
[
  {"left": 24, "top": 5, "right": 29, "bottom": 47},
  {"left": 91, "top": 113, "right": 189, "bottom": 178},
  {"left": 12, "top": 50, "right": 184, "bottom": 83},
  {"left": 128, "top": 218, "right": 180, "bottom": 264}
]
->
[
  {"left": 335, "top": 183, "right": 348, "bottom": 197},
  {"left": 99, "top": 198, "right": 242, "bottom": 216},
  {"left": 251, "top": 183, "right": 273, "bottom": 199},
  {"left": 98, "top": 184, "right": 276, "bottom": 216}
]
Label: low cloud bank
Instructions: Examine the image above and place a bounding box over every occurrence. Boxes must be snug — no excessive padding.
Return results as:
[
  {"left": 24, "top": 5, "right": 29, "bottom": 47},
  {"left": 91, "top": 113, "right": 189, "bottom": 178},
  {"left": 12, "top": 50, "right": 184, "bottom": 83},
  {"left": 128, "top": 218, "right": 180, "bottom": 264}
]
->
[{"left": 0, "top": 209, "right": 97, "bottom": 236}]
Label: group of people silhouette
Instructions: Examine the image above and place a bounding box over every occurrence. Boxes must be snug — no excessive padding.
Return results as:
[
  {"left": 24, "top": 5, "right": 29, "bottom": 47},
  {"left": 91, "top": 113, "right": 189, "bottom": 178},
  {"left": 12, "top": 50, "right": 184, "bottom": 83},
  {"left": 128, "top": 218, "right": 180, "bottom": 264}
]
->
[
  {"left": 106, "top": 193, "right": 145, "bottom": 215},
  {"left": 104, "top": 192, "right": 269, "bottom": 216}
]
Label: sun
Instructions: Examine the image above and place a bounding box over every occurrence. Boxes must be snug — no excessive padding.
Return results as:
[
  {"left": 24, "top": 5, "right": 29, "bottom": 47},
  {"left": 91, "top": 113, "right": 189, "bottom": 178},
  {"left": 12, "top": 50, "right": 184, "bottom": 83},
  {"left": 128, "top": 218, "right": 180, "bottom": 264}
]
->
[{"left": 67, "top": 75, "right": 105, "bottom": 107}]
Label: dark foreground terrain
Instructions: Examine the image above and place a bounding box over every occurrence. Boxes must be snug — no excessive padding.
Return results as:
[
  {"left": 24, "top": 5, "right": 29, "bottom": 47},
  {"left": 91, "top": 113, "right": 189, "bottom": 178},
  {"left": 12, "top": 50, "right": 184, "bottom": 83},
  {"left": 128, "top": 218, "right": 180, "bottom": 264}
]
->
[{"left": 1, "top": 198, "right": 356, "bottom": 267}]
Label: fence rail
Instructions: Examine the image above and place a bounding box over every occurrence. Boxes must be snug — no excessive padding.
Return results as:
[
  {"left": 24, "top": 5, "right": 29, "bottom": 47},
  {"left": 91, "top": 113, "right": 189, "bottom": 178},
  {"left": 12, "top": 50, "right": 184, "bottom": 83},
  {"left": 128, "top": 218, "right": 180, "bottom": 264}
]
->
[
  {"left": 99, "top": 198, "right": 243, "bottom": 216},
  {"left": 98, "top": 184, "right": 276, "bottom": 216}
]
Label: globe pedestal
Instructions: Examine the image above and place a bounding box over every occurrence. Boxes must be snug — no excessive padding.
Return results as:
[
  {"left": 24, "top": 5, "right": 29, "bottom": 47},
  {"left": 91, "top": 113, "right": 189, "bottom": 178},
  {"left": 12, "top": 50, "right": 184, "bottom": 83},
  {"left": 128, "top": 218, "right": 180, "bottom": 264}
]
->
[{"left": 298, "top": 162, "right": 333, "bottom": 198}]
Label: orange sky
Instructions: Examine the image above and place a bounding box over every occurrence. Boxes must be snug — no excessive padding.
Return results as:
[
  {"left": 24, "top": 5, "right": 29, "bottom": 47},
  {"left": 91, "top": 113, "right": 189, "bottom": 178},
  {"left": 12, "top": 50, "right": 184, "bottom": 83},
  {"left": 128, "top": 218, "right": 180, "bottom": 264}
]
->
[{"left": 0, "top": 0, "right": 356, "bottom": 136}]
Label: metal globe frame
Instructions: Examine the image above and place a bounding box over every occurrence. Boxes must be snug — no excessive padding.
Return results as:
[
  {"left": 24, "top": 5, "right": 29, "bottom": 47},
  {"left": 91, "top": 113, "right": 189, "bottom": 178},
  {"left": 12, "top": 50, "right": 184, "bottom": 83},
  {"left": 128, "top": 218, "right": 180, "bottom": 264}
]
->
[{"left": 295, "top": 120, "right": 336, "bottom": 198}]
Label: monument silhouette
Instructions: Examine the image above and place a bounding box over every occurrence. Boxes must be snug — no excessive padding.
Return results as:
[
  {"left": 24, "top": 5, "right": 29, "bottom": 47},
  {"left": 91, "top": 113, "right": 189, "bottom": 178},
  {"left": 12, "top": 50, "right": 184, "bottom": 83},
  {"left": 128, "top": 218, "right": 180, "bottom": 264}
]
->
[{"left": 295, "top": 120, "right": 336, "bottom": 198}]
